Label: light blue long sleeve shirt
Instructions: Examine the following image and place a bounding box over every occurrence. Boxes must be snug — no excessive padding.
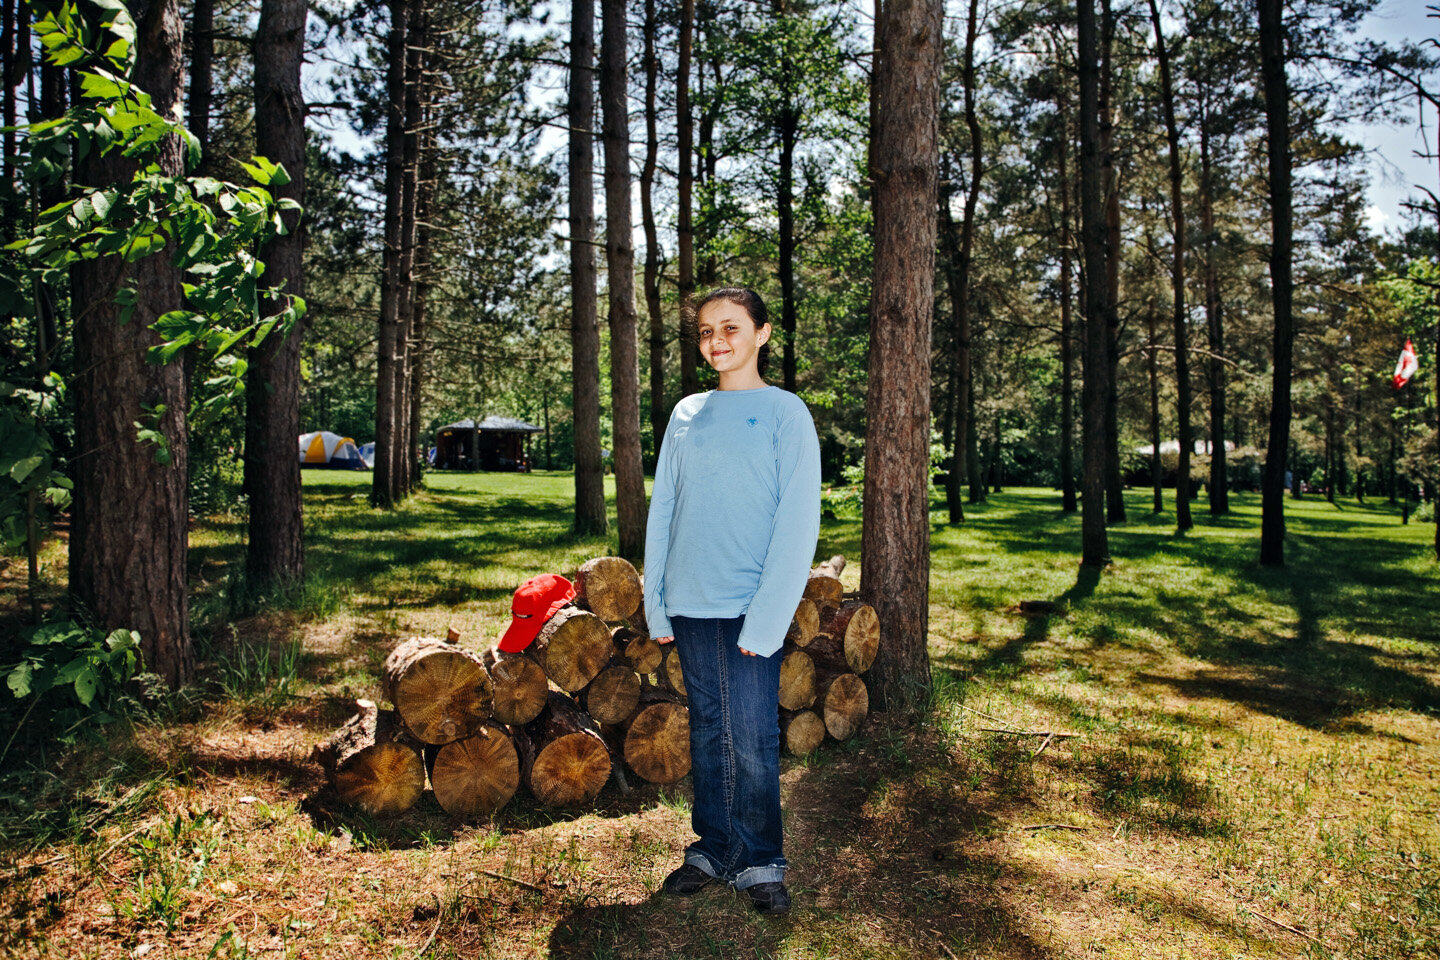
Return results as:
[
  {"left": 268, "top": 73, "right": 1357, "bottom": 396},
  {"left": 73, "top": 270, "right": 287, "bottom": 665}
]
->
[{"left": 643, "top": 386, "right": 822, "bottom": 657}]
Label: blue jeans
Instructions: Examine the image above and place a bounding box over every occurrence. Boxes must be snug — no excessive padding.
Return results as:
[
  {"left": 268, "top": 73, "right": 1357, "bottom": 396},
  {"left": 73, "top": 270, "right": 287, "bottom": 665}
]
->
[{"left": 671, "top": 615, "right": 787, "bottom": 890}]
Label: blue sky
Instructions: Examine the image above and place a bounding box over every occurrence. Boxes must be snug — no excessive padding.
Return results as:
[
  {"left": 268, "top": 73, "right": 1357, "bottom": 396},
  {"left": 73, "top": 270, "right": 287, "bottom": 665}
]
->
[{"left": 1354, "top": 0, "right": 1438, "bottom": 236}]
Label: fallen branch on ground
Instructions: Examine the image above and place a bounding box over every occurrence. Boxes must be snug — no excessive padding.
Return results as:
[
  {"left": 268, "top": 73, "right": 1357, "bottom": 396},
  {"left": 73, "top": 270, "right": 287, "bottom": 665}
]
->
[{"left": 1247, "top": 908, "right": 1328, "bottom": 947}]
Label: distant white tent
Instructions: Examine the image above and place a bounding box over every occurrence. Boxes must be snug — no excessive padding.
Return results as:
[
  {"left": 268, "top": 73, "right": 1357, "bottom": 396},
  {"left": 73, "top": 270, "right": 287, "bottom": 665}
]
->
[
  {"left": 299, "top": 431, "right": 368, "bottom": 470},
  {"left": 1134, "top": 439, "right": 1235, "bottom": 456}
]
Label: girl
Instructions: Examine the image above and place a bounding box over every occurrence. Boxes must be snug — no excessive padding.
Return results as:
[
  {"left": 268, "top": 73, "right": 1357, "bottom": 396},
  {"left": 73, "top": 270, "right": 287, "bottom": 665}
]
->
[{"left": 643, "top": 287, "right": 822, "bottom": 915}]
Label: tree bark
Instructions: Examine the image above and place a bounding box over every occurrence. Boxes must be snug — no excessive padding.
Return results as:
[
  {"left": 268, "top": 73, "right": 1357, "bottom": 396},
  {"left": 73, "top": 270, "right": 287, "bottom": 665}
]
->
[
  {"left": 1199, "top": 108, "right": 1229, "bottom": 515},
  {"left": 1148, "top": 0, "right": 1190, "bottom": 531},
  {"left": 187, "top": 0, "right": 213, "bottom": 173},
  {"left": 371, "top": 0, "right": 408, "bottom": 508},
  {"left": 1146, "top": 288, "right": 1162, "bottom": 512},
  {"left": 1258, "top": 0, "right": 1293, "bottom": 566},
  {"left": 600, "top": 0, "right": 646, "bottom": 558},
  {"left": 1076, "top": 0, "right": 1110, "bottom": 567},
  {"left": 1100, "top": 0, "right": 1124, "bottom": 524},
  {"left": 641, "top": 0, "right": 666, "bottom": 453},
  {"left": 676, "top": 0, "right": 699, "bottom": 396},
  {"left": 860, "top": 0, "right": 941, "bottom": 713},
  {"left": 943, "top": 0, "right": 982, "bottom": 526},
  {"left": 1056, "top": 63, "right": 1078, "bottom": 513},
  {"left": 245, "top": 0, "right": 307, "bottom": 589},
  {"left": 570, "top": 0, "right": 607, "bottom": 534},
  {"left": 776, "top": 4, "right": 799, "bottom": 393},
  {"left": 71, "top": 0, "right": 193, "bottom": 688}
]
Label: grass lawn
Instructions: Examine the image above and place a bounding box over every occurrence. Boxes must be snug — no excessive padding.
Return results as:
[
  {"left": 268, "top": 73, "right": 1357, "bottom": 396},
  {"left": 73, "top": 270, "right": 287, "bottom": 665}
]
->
[{"left": 2, "top": 472, "right": 1438, "bottom": 959}]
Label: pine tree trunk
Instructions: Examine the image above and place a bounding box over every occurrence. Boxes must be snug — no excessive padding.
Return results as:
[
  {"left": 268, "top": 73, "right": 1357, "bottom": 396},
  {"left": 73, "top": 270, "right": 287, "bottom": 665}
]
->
[
  {"left": 1100, "top": 0, "right": 1124, "bottom": 525},
  {"left": 1076, "top": 0, "right": 1110, "bottom": 568},
  {"left": 71, "top": 0, "right": 193, "bottom": 688},
  {"left": 371, "top": 0, "right": 408, "bottom": 508},
  {"left": 187, "top": 0, "right": 213, "bottom": 173},
  {"left": 391, "top": 0, "right": 424, "bottom": 498},
  {"left": 1149, "top": 0, "right": 1190, "bottom": 531},
  {"left": 1056, "top": 69, "right": 1078, "bottom": 513},
  {"left": 600, "top": 0, "right": 646, "bottom": 558},
  {"left": 245, "top": 0, "right": 307, "bottom": 589},
  {"left": 1146, "top": 290, "right": 1162, "bottom": 512},
  {"left": 1258, "top": 0, "right": 1293, "bottom": 566},
  {"left": 1200, "top": 112, "right": 1229, "bottom": 515},
  {"left": 641, "top": 0, "right": 666, "bottom": 454},
  {"left": 676, "top": 0, "right": 698, "bottom": 396},
  {"left": 860, "top": 0, "right": 941, "bottom": 713},
  {"left": 570, "top": 0, "right": 607, "bottom": 534},
  {"left": 777, "top": 31, "right": 799, "bottom": 393}
]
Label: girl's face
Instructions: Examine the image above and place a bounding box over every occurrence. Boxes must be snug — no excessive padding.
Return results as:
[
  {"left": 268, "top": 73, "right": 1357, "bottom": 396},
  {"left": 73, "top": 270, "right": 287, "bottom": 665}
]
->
[{"left": 696, "top": 300, "right": 771, "bottom": 378}]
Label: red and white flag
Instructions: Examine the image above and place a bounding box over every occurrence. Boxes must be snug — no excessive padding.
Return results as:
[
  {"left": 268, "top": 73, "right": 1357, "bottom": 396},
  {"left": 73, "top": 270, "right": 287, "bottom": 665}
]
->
[{"left": 1394, "top": 338, "right": 1419, "bottom": 389}]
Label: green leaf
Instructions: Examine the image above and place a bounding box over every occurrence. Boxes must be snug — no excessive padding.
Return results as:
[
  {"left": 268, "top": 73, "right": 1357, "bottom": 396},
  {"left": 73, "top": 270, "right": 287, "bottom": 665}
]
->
[
  {"left": 74, "top": 667, "right": 98, "bottom": 707},
  {"left": 7, "top": 662, "right": 34, "bottom": 699},
  {"left": 9, "top": 455, "right": 44, "bottom": 484}
]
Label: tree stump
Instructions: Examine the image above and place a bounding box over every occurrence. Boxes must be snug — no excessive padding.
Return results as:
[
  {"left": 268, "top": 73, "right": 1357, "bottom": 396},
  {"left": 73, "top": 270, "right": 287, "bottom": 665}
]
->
[
  {"left": 778, "top": 648, "right": 816, "bottom": 711},
  {"left": 311, "top": 699, "right": 425, "bottom": 816},
  {"left": 515, "top": 692, "right": 612, "bottom": 806},
  {"left": 817, "top": 672, "right": 869, "bottom": 740},
  {"left": 574, "top": 556, "right": 643, "bottom": 621},
  {"left": 381, "top": 637, "right": 493, "bottom": 744},
  {"left": 612, "top": 625, "right": 662, "bottom": 675},
  {"left": 786, "top": 597, "right": 820, "bottom": 647},
  {"left": 809, "top": 600, "right": 880, "bottom": 674},
  {"left": 424, "top": 723, "right": 520, "bottom": 819},
  {"left": 780, "top": 708, "right": 826, "bottom": 756},
  {"left": 581, "top": 662, "right": 643, "bottom": 725},
  {"left": 484, "top": 648, "right": 549, "bottom": 726},
  {"left": 624, "top": 691, "right": 690, "bottom": 784},
  {"left": 531, "top": 605, "right": 614, "bottom": 692}
]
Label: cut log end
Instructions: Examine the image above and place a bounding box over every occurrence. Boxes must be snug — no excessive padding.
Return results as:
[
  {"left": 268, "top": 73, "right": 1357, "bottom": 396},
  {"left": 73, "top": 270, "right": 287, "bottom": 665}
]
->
[
  {"left": 488, "top": 654, "right": 549, "bottom": 726},
  {"left": 382, "top": 637, "right": 494, "bottom": 745},
  {"left": 662, "top": 645, "right": 687, "bottom": 698},
  {"left": 583, "top": 664, "right": 643, "bottom": 725},
  {"left": 334, "top": 742, "right": 427, "bottom": 816},
  {"left": 778, "top": 649, "right": 816, "bottom": 711},
  {"left": 624, "top": 701, "right": 691, "bottom": 783},
  {"left": 428, "top": 724, "right": 520, "bottom": 819},
  {"left": 786, "top": 598, "right": 820, "bottom": 647},
  {"left": 529, "top": 732, "right": 612, "bottom": 806},
  {"left": 574, "top": 556, "right": 644, "bottom": 621},
  {"left": 821, "top": 673, "right": 869, "bottom": 741},
  {"left": 533, "top": 607, "right": 614, "bottom": 692},
  {"left": 782, "top": 709, "right": 826, "bottom": 756}
]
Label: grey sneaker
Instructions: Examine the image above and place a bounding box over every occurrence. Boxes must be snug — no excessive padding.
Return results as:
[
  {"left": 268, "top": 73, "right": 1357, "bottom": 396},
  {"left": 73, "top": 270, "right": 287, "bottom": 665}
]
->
[
  {"left": 743, "top": 881, "right": 791, "bottom": 915},
  {"left": 662, "top": 863, "right": 715, "bottom": 896}
]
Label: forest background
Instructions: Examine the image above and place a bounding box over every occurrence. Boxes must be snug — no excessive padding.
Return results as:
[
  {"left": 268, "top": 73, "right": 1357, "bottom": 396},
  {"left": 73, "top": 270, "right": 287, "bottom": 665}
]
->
[{"left": 0, "top": 0, "right": 1439, "bottom": 708}]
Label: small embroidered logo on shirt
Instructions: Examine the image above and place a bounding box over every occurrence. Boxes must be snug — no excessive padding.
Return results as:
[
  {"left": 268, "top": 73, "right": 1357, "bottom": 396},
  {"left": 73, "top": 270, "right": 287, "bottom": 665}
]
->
[{"left": 747, "top": 418, "right": 758, "bottom": 427}]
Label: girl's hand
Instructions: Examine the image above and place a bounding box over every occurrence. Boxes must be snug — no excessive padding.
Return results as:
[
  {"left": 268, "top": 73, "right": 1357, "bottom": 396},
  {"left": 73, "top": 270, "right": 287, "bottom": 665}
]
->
[
  {"left": 740, "top": 647, "right": 757, "bottom": 657},
  {"left": 655, "top": 635, "right": 674, "bottom": 644}
]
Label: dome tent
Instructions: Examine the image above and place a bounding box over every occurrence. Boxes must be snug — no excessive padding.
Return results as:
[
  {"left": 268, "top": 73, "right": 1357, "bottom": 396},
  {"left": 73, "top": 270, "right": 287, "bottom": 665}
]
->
[{"left": 299, "top": 431, "right": 368, "bottom": 470}]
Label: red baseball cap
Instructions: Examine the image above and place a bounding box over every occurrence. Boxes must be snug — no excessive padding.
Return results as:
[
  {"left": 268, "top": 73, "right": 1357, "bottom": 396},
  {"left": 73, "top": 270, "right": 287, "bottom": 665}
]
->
[{"left": 498, "top": 574, "right": 575, "bottom": 652}]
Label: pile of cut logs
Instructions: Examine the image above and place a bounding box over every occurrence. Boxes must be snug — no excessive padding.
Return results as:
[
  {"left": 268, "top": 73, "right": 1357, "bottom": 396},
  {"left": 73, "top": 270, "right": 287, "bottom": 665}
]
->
[{"left": 311, "top": 555, "right": 878, "bottom": 819}]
